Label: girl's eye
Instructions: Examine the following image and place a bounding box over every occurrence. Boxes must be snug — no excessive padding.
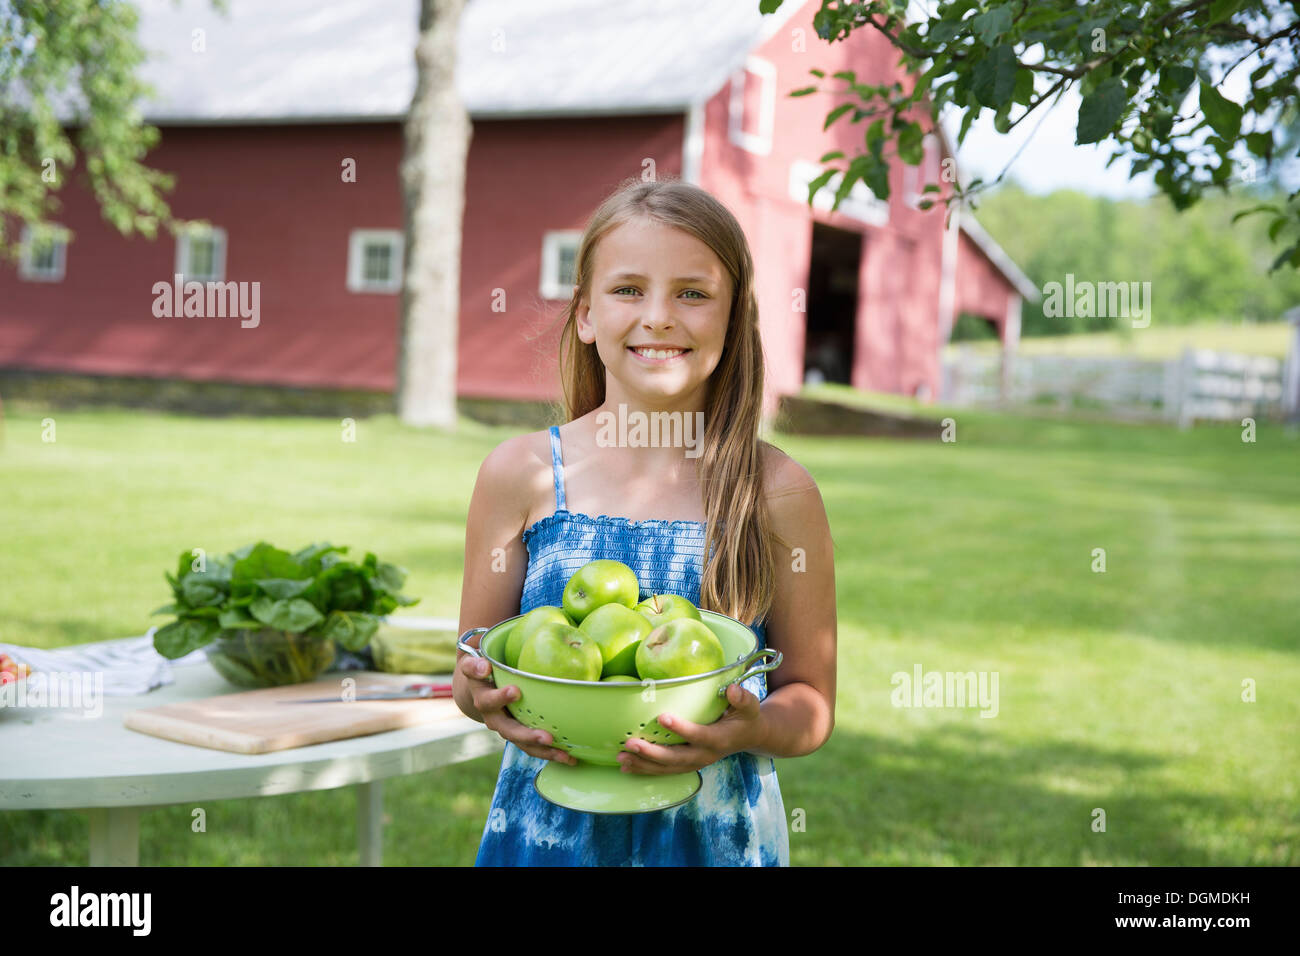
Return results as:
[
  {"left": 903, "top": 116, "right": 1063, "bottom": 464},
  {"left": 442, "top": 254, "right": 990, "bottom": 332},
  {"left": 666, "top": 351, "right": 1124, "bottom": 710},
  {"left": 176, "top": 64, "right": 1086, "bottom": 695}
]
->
[{"left": 612, "top": 287, "right": 707, "bottom": 299}]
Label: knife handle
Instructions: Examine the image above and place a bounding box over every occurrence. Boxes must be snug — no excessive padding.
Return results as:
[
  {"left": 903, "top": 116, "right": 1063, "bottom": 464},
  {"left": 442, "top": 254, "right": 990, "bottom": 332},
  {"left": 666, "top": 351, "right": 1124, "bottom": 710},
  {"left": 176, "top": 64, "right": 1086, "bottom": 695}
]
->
[{"left": 406, "top": 683, "right": 454, "bottom": 695}]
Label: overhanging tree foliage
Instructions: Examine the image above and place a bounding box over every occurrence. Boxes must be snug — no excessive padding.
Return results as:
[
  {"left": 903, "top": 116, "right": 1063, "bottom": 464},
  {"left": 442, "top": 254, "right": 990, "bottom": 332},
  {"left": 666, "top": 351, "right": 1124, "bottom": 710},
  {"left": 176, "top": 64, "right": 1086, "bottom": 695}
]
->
[
  {"left": 0, "top": 0, "right": 216, "bottom": 258},
  {"left": 762, "top": 0, "right": 1300, "bottom": 271}
]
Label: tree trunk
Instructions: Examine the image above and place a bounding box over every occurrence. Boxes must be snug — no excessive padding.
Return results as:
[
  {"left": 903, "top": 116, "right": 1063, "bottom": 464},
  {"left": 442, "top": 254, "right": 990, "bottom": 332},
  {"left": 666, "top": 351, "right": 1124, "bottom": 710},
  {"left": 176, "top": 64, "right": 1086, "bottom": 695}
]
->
[{"left": 397, "top": 0, "right": 470, "bottom": 428}]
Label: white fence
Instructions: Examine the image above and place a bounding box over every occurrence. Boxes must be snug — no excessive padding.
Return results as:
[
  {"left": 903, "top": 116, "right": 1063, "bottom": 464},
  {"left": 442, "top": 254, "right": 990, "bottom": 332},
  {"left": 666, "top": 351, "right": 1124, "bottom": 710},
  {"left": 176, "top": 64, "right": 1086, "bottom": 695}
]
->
[{"left": 941, "top": 346, "right": 1295, "bottom": 427}]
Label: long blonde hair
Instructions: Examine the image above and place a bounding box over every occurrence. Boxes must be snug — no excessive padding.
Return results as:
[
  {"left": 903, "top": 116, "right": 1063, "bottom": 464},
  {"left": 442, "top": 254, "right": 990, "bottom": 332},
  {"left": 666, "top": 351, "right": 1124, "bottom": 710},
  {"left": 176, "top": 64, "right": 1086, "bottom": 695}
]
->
[{"left": 553, "top": 176, "right": 781, "bottom": 627}]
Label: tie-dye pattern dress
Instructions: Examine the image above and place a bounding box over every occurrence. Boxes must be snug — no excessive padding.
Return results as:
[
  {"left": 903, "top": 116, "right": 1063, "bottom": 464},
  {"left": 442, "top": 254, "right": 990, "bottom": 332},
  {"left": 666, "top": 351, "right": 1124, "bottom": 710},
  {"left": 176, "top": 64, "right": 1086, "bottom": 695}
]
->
[{"left": 473, "top": 424, "right": 789, "bottom": 866}]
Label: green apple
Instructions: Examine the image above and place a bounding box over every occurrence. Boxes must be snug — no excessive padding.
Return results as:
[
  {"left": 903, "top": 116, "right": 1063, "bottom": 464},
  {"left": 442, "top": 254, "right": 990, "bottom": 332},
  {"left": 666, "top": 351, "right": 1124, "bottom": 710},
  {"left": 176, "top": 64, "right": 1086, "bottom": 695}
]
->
[
  {"left": 635, "top": 618, "right": 726, "bottom": 680},
  {"left": 578, "top": 603, "right": 652, "bottom": 677},
  {"left": 505, "top": 605, "right": 571, "bottom": 668},
  {"left": 635, "top": 593, "right": 702, "bottom": 630},
  {"left": 561, "top": 559, "right": 639, "bottom": 624},
  {"left": 600, "top": 674, "right": 640, "bottom": 682},
  {"left": 516, "top": 622, "right": 603, "bottom": 681}
]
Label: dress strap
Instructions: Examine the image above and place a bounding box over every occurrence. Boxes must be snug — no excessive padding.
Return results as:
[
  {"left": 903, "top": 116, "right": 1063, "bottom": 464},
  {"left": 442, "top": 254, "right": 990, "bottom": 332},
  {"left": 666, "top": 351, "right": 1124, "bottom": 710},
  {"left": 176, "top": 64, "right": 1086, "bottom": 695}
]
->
[{"left": 548, "top": 424, "right": 567, "bottom": 511}]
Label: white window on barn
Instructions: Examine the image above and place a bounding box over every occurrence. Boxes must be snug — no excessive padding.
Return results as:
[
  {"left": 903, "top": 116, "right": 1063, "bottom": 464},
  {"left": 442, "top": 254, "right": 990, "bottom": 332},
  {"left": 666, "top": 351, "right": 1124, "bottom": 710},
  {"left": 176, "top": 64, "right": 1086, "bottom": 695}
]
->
[
  {"left": 728, "top": 56, "right": 775, "bottom": 155},
  {"left": 176, "top": 224, "right": 227, "bottom": 282},
  {"left": 347, "top": 229, "right": 403, "bottom": 293},
  {"left": 18, "top": 223, "right": 69, "bottom": 281},
  {"left": 540, "top": 230, "right": 582, "bottom": 300}
]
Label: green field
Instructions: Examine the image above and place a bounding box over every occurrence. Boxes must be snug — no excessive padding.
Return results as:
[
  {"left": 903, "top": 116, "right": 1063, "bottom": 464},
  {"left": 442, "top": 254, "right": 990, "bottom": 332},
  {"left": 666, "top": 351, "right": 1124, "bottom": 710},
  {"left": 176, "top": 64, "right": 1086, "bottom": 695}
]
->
[
  {"left": 943, "top": 319, "right": 1296, "bottom": 359},
  {"left": 1, "top": 402, "right": 1297, "bottom": 865}
]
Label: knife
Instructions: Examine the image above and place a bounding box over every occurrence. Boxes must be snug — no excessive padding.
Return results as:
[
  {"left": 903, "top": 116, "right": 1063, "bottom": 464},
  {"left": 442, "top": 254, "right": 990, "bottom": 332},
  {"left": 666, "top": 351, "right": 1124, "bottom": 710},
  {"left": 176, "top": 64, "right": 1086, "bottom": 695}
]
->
[{"left": 280, "top": 682, "right": 454, "bottom": 703}]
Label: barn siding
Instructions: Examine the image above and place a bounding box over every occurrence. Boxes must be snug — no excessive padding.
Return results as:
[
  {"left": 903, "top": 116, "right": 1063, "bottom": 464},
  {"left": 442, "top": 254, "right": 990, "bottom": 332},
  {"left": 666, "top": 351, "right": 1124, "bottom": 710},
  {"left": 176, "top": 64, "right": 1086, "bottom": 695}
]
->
[{"left": 955, "top": 229, "right": 1018, "bottom": 337}]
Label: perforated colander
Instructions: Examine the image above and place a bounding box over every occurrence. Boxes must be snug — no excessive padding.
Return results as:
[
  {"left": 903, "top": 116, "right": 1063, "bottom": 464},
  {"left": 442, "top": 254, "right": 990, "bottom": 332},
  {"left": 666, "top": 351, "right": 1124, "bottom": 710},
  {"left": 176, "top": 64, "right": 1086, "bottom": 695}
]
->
[{"left": 458, "top": 608, "right": 781, "bottom": 813}]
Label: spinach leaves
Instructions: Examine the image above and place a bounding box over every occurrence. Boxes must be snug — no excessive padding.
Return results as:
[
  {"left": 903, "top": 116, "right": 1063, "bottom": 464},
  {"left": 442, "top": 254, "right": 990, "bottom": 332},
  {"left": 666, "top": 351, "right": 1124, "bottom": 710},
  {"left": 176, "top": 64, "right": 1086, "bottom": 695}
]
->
[{"left": 152, "top": 542, "right": 419, "bottom": 659}]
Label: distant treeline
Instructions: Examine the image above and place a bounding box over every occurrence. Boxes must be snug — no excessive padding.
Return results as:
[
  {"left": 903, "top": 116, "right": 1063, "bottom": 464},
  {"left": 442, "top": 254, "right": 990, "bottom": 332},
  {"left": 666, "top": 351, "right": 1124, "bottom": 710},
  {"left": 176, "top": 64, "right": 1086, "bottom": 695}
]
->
[{"left": 966, "top": 181, "right": 1300, "bottom": 337}]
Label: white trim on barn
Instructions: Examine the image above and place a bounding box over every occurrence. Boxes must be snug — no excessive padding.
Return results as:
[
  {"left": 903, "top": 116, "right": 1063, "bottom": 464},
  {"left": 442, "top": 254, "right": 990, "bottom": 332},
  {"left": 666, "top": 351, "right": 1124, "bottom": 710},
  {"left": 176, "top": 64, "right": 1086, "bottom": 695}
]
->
[
  {"left": 175, "top": 224, "right": 227, "bottom": 283},
  {"left": 937, "top": 200, "right": 960, "bottom": 342},
  {"left": 729, "top": 56, "right": 776, "bottom": 156},
  {"left": 683, "top": 100, "right": 706, "bottom": 185},
  {"left": 540, "top": 230, "right": 583, "bottom": 301},
  {"left": 18, "top": 223, "right": 69, "bottom": 282},
  {"left": 347, "top": 229, "right": 404, "bottom": 293}
]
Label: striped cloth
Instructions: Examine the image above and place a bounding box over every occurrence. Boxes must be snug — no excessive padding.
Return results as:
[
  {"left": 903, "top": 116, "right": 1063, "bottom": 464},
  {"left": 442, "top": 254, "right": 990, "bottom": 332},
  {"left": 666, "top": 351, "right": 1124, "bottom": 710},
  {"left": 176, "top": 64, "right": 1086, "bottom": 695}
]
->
[{"left": 0, "top": 630, "right": 209, "bottom": 696}]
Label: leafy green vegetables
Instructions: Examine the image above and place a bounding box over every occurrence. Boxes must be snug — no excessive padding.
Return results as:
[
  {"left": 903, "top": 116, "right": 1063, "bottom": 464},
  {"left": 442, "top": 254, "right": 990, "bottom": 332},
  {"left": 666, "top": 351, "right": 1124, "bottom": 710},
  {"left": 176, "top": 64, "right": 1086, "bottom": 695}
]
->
[{"left": 151, "top": 542, "right": 419, "bottom": 660}]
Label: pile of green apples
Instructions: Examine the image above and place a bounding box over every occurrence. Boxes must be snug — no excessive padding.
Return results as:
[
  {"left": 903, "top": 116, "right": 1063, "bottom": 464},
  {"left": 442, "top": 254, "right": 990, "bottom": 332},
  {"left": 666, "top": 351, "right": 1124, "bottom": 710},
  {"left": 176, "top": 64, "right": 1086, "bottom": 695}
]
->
[{"left": 503, "top": 559, "right": 726, "bottom": 682}]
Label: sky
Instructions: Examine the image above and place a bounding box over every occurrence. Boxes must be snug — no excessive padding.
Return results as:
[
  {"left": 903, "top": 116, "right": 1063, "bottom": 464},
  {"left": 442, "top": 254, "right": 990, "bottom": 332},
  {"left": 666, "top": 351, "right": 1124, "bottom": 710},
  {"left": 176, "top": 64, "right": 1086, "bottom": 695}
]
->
[{"left": 942, "top": 87, "right": 1159, "bottom": 200}]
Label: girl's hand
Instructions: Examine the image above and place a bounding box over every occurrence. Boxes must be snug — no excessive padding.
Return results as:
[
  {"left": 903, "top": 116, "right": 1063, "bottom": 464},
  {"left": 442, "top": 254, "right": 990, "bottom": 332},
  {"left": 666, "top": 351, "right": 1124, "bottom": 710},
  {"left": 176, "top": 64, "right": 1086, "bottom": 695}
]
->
[
  {"left": 456, "top": 654, "right": 578, "bottom": 766},
  {"left": 618, "top": 682, "right": 764, "bottom": 775}
]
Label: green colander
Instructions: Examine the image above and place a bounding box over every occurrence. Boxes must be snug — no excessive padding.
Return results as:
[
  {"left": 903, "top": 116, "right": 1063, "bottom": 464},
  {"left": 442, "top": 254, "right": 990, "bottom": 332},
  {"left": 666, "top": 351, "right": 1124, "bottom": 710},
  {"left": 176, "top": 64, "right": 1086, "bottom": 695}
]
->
[{"left": 457, "top": 609, "right": 781, "bottom": 814}]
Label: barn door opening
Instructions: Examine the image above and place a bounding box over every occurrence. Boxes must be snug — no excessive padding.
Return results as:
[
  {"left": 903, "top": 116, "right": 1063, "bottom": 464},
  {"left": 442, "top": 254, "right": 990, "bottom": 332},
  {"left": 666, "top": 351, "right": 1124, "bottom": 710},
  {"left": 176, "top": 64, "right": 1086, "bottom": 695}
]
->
[{"left": 803, "top": 222, "right": 862, "bottom": 386}]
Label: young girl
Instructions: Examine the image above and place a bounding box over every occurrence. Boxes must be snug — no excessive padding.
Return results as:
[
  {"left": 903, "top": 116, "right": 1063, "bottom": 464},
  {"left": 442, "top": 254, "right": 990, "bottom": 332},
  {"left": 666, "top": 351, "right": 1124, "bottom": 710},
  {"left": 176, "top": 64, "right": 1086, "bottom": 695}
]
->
[{"left": 453, "top": 176, "right": 837, "bottom": 866}]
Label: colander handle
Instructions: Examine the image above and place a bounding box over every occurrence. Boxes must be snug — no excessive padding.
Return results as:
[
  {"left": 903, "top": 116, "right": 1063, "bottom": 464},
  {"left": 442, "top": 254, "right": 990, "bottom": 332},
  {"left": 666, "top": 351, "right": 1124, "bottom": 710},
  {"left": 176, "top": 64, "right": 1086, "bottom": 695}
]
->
[
  {"left": 718, "top": 647, "right": 783, "bottom": 697},
  {"left": 457, "top": 626, "right": 488, "bottom": 659}
]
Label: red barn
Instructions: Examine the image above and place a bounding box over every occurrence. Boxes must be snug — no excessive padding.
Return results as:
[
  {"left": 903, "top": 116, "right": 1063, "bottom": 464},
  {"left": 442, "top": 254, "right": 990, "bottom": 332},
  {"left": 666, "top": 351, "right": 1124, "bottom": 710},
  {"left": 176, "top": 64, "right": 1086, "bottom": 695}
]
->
[{"left": 0, "top": 0, "right": 1036, "bottom": 420}]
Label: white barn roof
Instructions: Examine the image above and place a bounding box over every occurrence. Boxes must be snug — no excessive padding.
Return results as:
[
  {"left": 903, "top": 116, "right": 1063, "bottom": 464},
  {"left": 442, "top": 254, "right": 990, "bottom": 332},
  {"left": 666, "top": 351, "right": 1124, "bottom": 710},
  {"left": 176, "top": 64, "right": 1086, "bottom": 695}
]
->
[{"left": 126, "top": 0, "right": 809, "bottom": 123}]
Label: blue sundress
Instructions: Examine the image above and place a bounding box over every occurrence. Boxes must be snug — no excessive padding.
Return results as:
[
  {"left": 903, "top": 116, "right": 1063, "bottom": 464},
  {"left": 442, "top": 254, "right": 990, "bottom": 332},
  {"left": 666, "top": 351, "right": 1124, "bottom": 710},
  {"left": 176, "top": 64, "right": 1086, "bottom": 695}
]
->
[{"left": 473, "top": 424, "right": 789, "bottom": 866}]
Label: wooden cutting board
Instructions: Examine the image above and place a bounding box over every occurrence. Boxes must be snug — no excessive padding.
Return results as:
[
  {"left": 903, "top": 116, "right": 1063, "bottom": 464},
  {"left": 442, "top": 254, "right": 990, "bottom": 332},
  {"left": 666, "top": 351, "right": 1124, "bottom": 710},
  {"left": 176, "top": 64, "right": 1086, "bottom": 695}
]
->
[{"left": 123, "top": 672, "right": 465, "bottom": 754}]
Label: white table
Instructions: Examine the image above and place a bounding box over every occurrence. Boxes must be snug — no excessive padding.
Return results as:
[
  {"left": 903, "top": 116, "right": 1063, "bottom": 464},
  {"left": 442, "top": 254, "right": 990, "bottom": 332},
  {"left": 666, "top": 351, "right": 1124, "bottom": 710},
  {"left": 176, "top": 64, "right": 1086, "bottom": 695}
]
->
[{"left": 0, "top": 655, "right": 503, "bottom": 866}]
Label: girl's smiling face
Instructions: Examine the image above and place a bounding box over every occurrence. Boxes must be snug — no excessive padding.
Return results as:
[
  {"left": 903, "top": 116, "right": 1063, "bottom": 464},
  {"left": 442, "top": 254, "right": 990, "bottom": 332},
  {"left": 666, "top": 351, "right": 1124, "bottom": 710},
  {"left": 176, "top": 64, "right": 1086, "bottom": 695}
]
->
[{"left": 576, "top": 215, "right": 732, "bottom": 409}]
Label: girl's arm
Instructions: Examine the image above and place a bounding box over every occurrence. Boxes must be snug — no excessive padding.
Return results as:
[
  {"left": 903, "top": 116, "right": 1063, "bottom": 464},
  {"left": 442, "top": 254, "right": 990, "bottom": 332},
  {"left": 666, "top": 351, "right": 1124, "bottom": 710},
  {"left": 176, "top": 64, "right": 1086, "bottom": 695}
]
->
[
  {"left": 453, "top": 435, "right": 534, "bottom": 722},
  {"left": 451, "top": 435, "right": 580, "bottom": 767},
  {"left": 747, "top": 451, "right": 837, "bottom": 759}
]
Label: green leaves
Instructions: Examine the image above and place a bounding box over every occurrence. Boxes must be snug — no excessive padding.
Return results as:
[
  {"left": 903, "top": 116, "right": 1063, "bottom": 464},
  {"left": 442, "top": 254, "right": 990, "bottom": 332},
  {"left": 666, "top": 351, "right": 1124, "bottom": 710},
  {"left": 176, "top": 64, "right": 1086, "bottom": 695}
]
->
[
  {"left": 319, "top": 611, "right": 382, "bottom": 652},
  {"left": 971, "top": 6, "right": 1012, "bottom": 46},
  {"left": 1077, "top": 77, "right": 1127, "bottom": 145},
  {"left": 0, "top": 0, "right": 189, "bottom": 262},
  {"left": 805, "top": 167, "right": 837, "bottom": 205},
  {"left": 1244, "top": 131, "right": 1273, "bottom": 160},
  {"left": 971, "top": 44, "right": 1017, "bottom": 109},
  {"left": 1199, "top": 81, "right": 1242, "bottom": 143},
  {"left": 786, "top": 0, "right": 1300, "bottom": 267},
  {"left": 824, "top": 103, "right": 854, "bottom": 130},
  {"left": 180, "top": 569, "right": 228, "bottom": 607},
  {"left": 863, "top": 156, "right": 890, "bottom": 199},
  {"left": 154, "top": 618, "right": 219, "bottom": 659},
  {"left": 1158, "top": 65, "right": 1196, "bottom": 97},
  {"left": 150, "top": 541, "right": 419, "bottom": 659},
  {"left": 234, "top": 542, "right": 310, "bottom": 586},
  {"left": 865, "top": 118, "right": 887, "bottom": 157},
  {"left": 926, "top": 19, "right": 963, "bottom": 47},
  {"left": 897, "top": 121, "right": 924, "bottom": 166},
  {"left": 217, "top": 607, "right": 262, "bottom": 630},
  {"left": 249, "top": 596, "right": 325, "bottom": 633}
]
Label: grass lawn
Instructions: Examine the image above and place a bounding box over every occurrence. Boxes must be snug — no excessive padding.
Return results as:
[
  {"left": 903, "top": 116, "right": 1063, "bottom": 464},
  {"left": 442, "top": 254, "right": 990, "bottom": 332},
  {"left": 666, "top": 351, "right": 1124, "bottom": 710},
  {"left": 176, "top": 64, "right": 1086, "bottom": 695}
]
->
[
  {"left": 942, "top": 319, "right": 1296, "bottom": 360},
  {"left": 1, "top": 401, "right": 1298, "bottom": 865}
]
